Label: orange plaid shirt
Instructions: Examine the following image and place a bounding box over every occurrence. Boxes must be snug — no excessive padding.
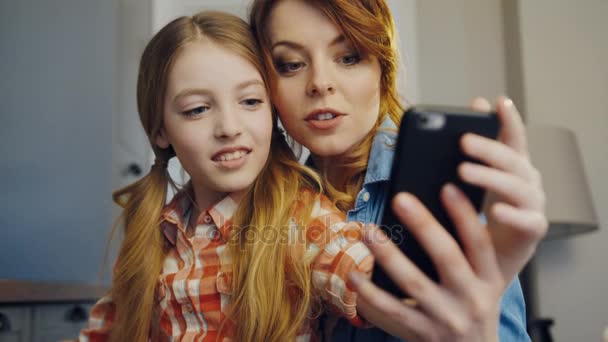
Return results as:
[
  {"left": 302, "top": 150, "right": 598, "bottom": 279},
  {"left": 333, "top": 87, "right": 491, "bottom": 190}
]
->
[{"left": 79, "top": 189, "right": 373, "bottom": 341}]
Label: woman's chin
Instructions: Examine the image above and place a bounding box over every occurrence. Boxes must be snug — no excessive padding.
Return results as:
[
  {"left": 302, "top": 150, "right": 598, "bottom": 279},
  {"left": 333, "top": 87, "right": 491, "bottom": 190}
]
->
[{"left": 306, "top": 140, "right": 357, "bottom": 160}]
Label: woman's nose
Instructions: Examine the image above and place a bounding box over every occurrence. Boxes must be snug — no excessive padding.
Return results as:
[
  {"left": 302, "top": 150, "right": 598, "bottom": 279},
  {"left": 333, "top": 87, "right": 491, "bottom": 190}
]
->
[{"left": 306, "top": 62, "right": 335, "bottom": 97}]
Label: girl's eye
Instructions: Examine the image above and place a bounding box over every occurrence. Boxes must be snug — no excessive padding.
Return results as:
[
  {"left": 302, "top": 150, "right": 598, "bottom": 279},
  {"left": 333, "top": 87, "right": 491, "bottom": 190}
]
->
[
  {"left": 182, "top": 106, "right": 209, "bottom": 117},
  {"left": 275, "top": 61, "right": 305, "bottom": 74},
  {"left": 241, "top": 98, "right": 263, "bottom": 108},
  {"left": 340, "top": 53, "right": 361, "bottom": 66}
]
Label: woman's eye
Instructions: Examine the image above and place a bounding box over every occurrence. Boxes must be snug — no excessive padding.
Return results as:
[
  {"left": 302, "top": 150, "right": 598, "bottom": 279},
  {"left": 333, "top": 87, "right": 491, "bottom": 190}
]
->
[
  {"left": 182, "top": 106, "right": 209, "bottom": 117},
  {"left": 340, "top": 53, "right": 361, "bottom": 66},
  {"left": 276, "top": 61, "right": 304, "bottom": 74},
  {"left": 241, "top": 98, "right": 263, "bottom": 108}
]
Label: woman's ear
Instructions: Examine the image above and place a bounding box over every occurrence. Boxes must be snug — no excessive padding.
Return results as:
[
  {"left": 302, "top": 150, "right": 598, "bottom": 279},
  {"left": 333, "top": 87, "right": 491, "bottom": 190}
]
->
[{"left": 155, "top": 128, "right": 170, "bottom": 149}]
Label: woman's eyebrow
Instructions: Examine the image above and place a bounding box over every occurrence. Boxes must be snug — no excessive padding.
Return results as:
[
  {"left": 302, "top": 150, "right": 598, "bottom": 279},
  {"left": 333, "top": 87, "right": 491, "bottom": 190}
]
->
[{"left": 271, "top": 34, "right": 346, "bottom": 52}]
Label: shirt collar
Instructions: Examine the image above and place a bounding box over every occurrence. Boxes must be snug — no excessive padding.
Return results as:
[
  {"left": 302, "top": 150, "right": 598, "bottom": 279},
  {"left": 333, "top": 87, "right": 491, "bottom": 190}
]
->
[
  {"left": 362, "top": 117, "right": 398, "bottom": 185},
  {"left": 159, "top": 189, "right": 245, "bottom": 245},
  {"left": 304, "top": 117, "right": 398, "bottom": 183}
]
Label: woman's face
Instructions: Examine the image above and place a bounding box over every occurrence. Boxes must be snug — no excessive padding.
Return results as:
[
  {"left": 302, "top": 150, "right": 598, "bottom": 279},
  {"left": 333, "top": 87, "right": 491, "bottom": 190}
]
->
[
  {"left": 267, "top": 0, "right": 382, "bottom": 158},
  {"left": 156, "top": 39, "right": 273, "bottom": 202}
]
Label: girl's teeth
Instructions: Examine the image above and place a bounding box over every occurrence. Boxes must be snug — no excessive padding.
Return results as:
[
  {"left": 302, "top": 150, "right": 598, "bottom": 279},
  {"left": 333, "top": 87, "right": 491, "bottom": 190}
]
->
[
  {"left": 218, "top": 150, "right": 246, "bottom": 161},
  {"left": 315, "top": 113, "right": 336, "bottom": 121}
]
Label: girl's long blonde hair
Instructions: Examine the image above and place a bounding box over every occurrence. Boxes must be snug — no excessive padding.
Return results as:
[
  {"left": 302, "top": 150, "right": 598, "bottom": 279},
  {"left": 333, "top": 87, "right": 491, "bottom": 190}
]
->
[
  {"left": 250, "top": 0, "right": 404, "bottom": 211},
  {"left": 109, "top": 11, "right": 321, "bottom": 341}
]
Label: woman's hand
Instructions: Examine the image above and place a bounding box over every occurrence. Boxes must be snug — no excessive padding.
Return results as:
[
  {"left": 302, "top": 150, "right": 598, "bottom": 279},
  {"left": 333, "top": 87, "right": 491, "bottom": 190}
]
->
[
  {"left": 348, "top": 97, "right": 547, "bottom": 341},
  {"left": 351, "top": 188, "right": 503, "bottom": 342},
  {"left": 460, "top": 96, "right": 548, "bottom": 282}
]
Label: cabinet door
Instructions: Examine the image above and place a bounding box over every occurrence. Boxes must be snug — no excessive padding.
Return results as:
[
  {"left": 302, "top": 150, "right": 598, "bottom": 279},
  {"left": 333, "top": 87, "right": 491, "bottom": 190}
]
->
[
  {"left": 31, "top": 304, "right": 94, "bottom": 342},
  {"left": 0, "top": 307, "right": 31, "bottom": 342}
]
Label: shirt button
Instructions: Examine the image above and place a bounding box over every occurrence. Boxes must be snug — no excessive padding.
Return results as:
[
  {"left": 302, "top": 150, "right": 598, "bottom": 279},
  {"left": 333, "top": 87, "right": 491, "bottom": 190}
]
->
[
  {"left": 203, "top": 214, "right": 212, "bottom": 224},
  {"left": 362, "top": 191, "right": 370, "bottom": 202},
  {"left": 185, "top": 303, "right": 194, "bottom": 313}
]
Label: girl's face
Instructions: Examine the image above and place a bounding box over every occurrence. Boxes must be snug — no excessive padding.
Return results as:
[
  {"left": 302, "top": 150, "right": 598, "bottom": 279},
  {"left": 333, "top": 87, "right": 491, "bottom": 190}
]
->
[
  {"left": 156, "top": 39, "right": 273, "bottom": 202},
  {"left": 268, "top": 0, "right": 382, "bottom": 158}
]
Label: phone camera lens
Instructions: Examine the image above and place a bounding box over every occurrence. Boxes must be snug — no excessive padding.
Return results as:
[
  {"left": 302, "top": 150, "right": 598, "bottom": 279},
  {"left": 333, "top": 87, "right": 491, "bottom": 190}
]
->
[
  {"left": 418, "top": 112, "right": 445, "bottom": 130},
  {"left": 419, "top": 114, "right": 430, "bottom": 125}
]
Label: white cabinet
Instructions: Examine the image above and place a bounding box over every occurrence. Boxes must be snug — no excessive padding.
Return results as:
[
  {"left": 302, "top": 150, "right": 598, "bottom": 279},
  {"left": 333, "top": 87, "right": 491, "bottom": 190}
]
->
[
  {"left": 0, "top": 281, "right": 106, "bottom": 342},
  {"left": 0, "top": 307, "right": 31, "bottom": 342},
  {"left": 0, "top": 304, "right": 96, "bottom": 342},
  {"left": 31, "top": 304, "right": 94, "bottom": 342}
]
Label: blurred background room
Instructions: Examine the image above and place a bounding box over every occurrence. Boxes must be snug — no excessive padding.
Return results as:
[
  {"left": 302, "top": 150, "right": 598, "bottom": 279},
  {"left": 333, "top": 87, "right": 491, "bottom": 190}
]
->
[{"left": 0, "top": 0, "right": 606, "bottom": 341}]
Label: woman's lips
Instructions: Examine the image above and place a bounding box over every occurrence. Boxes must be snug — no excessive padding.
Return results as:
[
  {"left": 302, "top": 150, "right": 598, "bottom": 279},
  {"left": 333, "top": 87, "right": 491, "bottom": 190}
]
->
[
  {"left": 306, "top": 114, "right": 344, "bottom": 130},
  {"left": 305, "top": 109, "right": 345, "bottom": 130}
]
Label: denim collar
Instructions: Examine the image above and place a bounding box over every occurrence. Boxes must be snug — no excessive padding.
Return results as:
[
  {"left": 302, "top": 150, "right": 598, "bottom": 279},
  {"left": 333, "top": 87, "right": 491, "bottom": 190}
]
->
[
  {"left": 303, "top": 117, "right": 398, "bottom": 185},
  {"left": 363, "top": 117, "right": 398, "bottom": 186}
]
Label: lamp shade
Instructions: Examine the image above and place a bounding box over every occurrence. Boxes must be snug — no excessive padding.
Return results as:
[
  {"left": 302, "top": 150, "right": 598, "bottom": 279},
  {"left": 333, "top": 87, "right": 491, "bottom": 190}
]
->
[{"left": 526, "top": 124, "right": 599, "bottom": 239}]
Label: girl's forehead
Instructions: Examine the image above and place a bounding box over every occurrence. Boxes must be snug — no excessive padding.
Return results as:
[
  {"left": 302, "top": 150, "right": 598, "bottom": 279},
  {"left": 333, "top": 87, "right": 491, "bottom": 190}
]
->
[
  {"left": 164, "top": 41, "right": 267, "bottom": 103},
  {"left": 170, "top": 41, "right": 262, "bottom": 82}
]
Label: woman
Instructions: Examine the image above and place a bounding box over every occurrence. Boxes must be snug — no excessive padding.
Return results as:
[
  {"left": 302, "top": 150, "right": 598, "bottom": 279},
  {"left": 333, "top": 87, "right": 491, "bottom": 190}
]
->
[{"left": 250, "top": 0, "right": 547, "bottom": 341}]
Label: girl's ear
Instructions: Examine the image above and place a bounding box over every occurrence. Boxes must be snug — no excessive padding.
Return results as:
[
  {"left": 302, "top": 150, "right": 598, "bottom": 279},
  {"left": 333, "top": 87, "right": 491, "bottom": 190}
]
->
[{"left": 155, "top": 128, "right": 170, "bottom": 149}]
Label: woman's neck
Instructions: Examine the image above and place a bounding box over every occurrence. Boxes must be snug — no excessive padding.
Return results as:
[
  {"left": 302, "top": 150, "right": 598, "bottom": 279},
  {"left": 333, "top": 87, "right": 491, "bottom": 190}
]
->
[{"left": 311, "top": 154, "right": 348, "bottom": 186}]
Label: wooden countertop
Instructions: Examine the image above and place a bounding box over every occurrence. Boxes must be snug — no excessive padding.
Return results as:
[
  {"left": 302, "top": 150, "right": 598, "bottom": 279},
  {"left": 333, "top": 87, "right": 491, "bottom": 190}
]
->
[{"left": 0, "top": 279, "right": 108, "bottom": 304}]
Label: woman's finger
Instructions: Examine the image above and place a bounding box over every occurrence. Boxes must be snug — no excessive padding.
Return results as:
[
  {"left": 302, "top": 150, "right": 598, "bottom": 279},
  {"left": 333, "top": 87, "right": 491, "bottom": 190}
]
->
[
  {"left": 440, "top": 184, "right": 501, "bottom": 283},
  {"left": 362, "top": 225, "right": 467, "bottom": 329},
  {"left": 390, "top": 194, "right": 474, "bottom": 289},
  {"left": 495, "top": 96, "right": 529, "bottom": 156},
  {"left": 351, "top": 272, "right": 435, "bottom": 341},
  {"left": 470, "top": 97, "right": 492, "bottom": 112},
  {"left": 458, "top": 162, "right": 544, "bottom": 210},
  {"left": 490, "top": 203, "right": 549, "bottom": 243},
  {"left": 487, "top": 203, "right": 548, "bottom": 280},
  {"left": 362, "top": 225, "right": 441, "bottom": 303},
  {"left": 460, "top": 133, "right": 540, "bottom": 186}
]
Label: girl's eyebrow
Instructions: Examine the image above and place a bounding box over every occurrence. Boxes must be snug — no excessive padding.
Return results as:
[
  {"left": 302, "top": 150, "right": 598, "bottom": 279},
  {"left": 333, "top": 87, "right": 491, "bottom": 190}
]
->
[
  {"left": 172, "top": 79, "right": 264, "bottom": 103},
  {"left": 271, "top": 34, "right": 346, "bottom": 52},
  {"left": 235, "top": 79, "right": 265, "bottom": 91},
  {"left": 173, "top": 88, "right": 212, "bottom": 102}
]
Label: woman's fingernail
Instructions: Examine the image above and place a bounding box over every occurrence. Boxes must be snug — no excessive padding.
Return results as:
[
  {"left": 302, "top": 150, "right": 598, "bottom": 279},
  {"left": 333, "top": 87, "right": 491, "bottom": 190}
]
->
[
  {"left": 443, "top": 183, "right": 461, "bottom": 200},
  {"left": 394, "top": 192, "right": 413, "bottom": 213},
  {"left": 503, "top": 97, "right": 514, "bottom": 108}
]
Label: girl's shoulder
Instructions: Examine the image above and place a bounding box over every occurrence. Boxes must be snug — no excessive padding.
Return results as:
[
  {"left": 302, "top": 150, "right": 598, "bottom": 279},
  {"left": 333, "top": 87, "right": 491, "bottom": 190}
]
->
[{"left": 292, "top": 187, "right": 345, "bottom": 222}]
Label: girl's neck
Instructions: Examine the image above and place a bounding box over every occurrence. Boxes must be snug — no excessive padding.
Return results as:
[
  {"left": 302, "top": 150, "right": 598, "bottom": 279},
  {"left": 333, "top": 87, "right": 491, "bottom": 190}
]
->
[{"left": 191, "top": 183, "right": 226, "bottom": 214}]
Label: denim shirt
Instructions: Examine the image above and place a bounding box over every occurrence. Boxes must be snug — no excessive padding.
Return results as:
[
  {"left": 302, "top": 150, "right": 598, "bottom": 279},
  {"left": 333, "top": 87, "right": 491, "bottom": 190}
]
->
[{"left": 329, "top": 118, "right": 531, "bottom": 341}]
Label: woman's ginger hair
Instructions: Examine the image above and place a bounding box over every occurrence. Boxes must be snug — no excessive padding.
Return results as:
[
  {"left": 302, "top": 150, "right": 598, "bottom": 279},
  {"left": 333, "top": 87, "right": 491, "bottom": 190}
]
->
[
  {"left": 109, "top": 10, "right": 321, "bottom": 341},
  {"left": 250, "top": 0, "right": 403, "bottom": 211}
]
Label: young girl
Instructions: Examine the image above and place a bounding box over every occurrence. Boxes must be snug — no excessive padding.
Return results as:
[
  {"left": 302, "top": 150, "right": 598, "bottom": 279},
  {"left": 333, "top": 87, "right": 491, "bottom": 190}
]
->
[
  {"left": 79, "top": 11, "right": 374, "bottom": 341},
  {"left": 250, "top": 0, "right": 548, "bottom": 341}
]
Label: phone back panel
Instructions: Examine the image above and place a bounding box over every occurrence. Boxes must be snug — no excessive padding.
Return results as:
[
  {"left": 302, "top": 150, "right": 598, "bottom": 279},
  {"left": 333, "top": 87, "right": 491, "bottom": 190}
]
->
[{"left": 371, "top": 106, "right": 499, "bottom": 298}]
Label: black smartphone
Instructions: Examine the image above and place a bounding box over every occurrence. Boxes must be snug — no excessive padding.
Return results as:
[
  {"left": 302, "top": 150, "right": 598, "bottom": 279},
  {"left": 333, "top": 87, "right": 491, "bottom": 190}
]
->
[{"left": 371, "top": 105, "right": 500, "bottom": 298}]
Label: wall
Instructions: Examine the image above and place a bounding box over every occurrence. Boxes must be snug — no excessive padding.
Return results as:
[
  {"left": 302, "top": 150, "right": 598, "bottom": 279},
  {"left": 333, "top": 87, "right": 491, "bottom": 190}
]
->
[
  {"left": 517, "top": 1, "right": 608, "bottom": 340},
  {"left": 0, "top": 0, "right": 115, "bottom": 283},
  {"left": 416, "top": 0, "right": 508, "bottom": 106},
  {"left": 414, "top": 1, "right": 608, "bottom": 340}
]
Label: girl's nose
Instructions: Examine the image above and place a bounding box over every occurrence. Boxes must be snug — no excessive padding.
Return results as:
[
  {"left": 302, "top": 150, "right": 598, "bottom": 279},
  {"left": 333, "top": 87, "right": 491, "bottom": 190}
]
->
[{"left": 214, "top": 108, "right": 242, "bottom": 139}]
